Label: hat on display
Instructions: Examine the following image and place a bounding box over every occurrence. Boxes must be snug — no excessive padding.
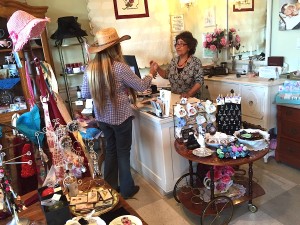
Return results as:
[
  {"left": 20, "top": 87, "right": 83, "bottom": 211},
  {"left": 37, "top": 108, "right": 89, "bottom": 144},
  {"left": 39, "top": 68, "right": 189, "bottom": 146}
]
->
[
  {"left": 7, "top": 10, "right": 50, "bottom": 52},
  {"left": 88, "top": 27, "right": 131, "bottom": 54},
  {"left": 16, "top": 104, "right": 44, "bottom": 145},
  {"left": 50, "top": 16, "right": 87, "bottom": 43}
]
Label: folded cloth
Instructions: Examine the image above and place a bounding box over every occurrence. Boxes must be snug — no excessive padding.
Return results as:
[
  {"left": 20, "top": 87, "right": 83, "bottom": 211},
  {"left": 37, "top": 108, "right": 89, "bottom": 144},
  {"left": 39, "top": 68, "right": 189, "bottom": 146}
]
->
[{"left": 79, "top": 128, "right": 102, "bottom": 140}]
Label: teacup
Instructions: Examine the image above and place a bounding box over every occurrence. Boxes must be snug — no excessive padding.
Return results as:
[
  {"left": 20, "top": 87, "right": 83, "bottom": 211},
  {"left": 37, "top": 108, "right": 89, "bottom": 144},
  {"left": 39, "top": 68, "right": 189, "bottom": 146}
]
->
[
  {"left": 203, "top": 176, "right": 233, "bottom": 194},
  {"left": 5, "top": 55, "right": 15, "bottom": 64},
  {"left": 63, "top": 175, "right": 80, "bottom": 197},
  {"left": 0, "top": 39, "right": 12, "bottom": 48},
  {"left": 174, "top": 104, "right": 187, "bottom": 118},
  {"left": 186, "top": 103, "right": 197, "bottom": 116}
]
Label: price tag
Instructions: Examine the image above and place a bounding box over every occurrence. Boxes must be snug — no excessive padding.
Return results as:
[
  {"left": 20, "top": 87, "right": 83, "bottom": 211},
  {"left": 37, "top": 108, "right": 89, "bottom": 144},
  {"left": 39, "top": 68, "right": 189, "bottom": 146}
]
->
[{"left": 75, "top": 100, "right": 84, "bottom": 106}]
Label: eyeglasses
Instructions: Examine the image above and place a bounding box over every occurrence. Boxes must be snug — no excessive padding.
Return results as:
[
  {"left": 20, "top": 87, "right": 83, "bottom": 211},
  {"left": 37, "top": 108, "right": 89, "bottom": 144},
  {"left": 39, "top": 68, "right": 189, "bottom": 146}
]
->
[{"left": 174, "top": 43, "right": 187, "bottom": 47}]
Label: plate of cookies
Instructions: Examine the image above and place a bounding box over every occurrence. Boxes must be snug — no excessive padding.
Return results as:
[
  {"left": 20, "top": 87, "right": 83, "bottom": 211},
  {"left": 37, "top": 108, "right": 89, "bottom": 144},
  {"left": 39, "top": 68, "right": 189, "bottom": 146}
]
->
[{"left": 69, "top": 187, "right": 119, "bottom": 217}]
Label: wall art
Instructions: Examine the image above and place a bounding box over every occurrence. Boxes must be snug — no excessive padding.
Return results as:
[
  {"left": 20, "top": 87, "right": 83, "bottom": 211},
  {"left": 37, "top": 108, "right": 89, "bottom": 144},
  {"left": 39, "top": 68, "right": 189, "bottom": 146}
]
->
[
  {"left": 279, "top": 0, "right": 300, "bottom": 30},
  {"left": 113, "top": 0, "right": 149, "bottom": 19},
  {"left": 233, "top": 0, "right": 254, "bottom": 12}
]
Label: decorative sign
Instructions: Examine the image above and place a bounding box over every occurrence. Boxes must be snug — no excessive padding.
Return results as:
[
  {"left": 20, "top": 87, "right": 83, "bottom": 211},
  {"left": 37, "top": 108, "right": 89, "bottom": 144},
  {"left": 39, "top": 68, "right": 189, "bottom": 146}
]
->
[{"left": 170, "top": 15, "right": 184, "bottom": 33}]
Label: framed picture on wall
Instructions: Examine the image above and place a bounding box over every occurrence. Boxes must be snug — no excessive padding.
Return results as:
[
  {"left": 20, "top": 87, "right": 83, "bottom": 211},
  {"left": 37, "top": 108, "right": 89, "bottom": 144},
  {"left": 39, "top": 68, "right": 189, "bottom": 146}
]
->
[
  {"left": 113, "top": 0, "right": 149, "bottom": 19},
  {"left": 204, "top": 7, "right": 216, "bottom": 27},
  {"left": 170, "top": 15, "right": 184, "bottom": 33},
  {"left": 233, "top": 0, "right": 254, "bottom": 12},
  {"left": 278, "top": 0, "right": 300, "bottom": 31}
]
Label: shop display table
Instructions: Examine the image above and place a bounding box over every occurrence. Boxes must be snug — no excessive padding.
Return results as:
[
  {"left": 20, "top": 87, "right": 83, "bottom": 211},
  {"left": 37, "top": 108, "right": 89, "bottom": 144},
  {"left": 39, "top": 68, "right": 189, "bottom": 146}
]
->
[
  {"left": 0, "top": 177, "right": 148, "bottom": 225},
  {"left": 174, "top": 140, "right": 268, "bottom": 224}
]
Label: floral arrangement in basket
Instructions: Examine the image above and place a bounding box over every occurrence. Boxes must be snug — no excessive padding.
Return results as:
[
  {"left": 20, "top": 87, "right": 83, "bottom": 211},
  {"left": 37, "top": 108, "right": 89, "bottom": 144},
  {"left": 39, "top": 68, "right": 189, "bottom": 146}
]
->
[
  {"left": 228, "top": 28, "right": 241, "bottom": 51},
  {"left": 203, "top": 28, "right": 227, "bottom": 53}
]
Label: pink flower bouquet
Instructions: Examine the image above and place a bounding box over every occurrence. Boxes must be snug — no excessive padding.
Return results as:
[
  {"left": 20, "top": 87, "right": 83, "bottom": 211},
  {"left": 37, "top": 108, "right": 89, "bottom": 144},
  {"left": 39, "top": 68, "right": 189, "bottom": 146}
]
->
[{"left": 203, "top": 28, "right": 227, "bottom": 53}]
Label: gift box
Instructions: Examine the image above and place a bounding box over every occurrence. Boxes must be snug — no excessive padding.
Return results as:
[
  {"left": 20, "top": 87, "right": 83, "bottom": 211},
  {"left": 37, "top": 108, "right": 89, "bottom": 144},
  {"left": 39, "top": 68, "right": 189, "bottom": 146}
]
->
[{"left": 38, "top": 186, "right": 72, "bottom": 225}]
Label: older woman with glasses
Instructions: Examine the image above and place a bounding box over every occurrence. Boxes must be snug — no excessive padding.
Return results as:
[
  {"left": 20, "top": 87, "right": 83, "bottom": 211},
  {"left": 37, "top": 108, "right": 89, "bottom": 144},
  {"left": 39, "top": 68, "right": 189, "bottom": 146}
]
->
[{"left": 150, "top": 31, "right": 204, "bottom": 98}]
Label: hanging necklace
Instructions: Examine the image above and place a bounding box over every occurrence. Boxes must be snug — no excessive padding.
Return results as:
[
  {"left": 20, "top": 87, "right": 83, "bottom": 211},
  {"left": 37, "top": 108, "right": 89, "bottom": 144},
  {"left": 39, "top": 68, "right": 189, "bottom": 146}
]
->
[{"left": 177, "top": 57, "right": 189, "bottom": 68}]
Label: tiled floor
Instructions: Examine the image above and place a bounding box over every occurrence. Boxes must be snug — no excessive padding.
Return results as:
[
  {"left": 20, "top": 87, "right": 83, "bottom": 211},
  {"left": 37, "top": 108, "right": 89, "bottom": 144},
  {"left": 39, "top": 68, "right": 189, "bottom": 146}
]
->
[{"left": 126, "top": 157, "right": 300, "bottom": 225}]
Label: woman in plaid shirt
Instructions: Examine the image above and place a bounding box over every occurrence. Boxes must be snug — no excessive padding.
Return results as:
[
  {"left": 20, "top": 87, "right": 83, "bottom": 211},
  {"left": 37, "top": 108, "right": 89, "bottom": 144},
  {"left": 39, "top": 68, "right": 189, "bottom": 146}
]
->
[{"left": 81, "top": 28, "right": 156, "bottom": 198}]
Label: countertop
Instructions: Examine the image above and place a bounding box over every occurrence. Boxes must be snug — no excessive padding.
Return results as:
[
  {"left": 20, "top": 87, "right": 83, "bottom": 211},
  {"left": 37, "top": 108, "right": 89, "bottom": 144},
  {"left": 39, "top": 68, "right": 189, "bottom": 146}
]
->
[{"left": 204, "top": 74, "right": 286, "bottom": 86}]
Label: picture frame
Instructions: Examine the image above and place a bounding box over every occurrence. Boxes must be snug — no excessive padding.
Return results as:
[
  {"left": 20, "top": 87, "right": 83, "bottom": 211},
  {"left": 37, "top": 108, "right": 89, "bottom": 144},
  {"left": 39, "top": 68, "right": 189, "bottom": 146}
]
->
[
  {"left": 204, "top": 7, "right": 216, "bottom": 27},
  {"left": 278, "top": 0, "right": 300, "bottom": 31},
  {"left": 233, "top": 0, "right": 254, "bottom": 12},
  {"left": 113, "top": 0, "right": 149, "bottom": 20}
]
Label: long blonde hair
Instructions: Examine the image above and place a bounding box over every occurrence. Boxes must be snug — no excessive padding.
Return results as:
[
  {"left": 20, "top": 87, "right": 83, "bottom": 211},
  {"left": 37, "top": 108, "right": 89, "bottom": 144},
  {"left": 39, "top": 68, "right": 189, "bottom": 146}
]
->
[{"left": 86, "top": 44, "right": 136, "bottom": 113}]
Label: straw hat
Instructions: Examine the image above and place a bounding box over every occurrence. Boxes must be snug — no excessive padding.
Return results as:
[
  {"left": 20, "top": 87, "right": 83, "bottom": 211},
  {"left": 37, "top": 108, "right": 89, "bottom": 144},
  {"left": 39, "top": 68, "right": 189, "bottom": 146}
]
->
[
  {"left": 88, "top": 27, "right": 130, "bottom": 54},
  {"left": 7, "top": 10, "right": 50, "bottom": 52}
]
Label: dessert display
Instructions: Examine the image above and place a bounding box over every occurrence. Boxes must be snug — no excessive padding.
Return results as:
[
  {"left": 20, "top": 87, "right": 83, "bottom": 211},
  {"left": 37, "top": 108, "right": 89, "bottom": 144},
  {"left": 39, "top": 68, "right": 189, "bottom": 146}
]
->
[
  {"left": 69, "top": 187, "right": 118, "bottom": 216},
  {"left": 234, "top": 129, "right": 270, "bottom": 151},
  {"left": 205, "top": 132, "right": 236, "bottom": 147},
  {"left": 237, "top": 130, "right": 264, "bottom": 140},
  {"left": 109, "top": 215, "right": 142, "bottom": 225}
]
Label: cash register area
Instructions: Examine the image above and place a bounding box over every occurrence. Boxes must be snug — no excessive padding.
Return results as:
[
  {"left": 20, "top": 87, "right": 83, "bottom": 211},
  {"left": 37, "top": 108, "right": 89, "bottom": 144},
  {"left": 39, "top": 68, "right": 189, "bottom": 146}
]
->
[{"left": 127, "top": 76, "right": 300, "bottom": 225}]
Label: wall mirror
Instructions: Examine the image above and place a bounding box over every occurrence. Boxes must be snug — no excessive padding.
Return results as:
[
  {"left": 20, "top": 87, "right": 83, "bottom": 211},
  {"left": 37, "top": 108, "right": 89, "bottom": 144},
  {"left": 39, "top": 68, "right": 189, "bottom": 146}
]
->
[{"left": 227, "top": 0, "right": 272, "bottom": 63}]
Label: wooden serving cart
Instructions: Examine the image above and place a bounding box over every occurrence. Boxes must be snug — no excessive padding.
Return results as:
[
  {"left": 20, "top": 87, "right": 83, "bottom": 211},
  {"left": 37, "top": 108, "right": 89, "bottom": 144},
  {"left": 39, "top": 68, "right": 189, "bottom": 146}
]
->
[{"left": 173, "top": 140, "right": 268, "bottom": 225}]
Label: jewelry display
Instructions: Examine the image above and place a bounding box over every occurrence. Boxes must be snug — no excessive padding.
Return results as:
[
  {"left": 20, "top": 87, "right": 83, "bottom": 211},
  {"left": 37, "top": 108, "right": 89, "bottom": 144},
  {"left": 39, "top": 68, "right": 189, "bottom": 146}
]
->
[{"left": 216, "top": 95, "right": 242, "bottom": 135}]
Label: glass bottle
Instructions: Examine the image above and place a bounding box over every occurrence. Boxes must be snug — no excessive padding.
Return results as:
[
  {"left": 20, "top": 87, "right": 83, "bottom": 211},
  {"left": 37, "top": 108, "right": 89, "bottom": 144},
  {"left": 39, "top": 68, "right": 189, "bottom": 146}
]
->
[{"left": 76, "top": 86, "right": 81, "bottom": 99}]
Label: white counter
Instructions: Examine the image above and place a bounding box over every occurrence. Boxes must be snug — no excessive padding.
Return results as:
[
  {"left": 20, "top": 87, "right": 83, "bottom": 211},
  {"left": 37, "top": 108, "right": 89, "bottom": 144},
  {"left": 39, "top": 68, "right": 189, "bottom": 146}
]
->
[{"left": 130, "top": 105, "right": 191, "bottom": 194}]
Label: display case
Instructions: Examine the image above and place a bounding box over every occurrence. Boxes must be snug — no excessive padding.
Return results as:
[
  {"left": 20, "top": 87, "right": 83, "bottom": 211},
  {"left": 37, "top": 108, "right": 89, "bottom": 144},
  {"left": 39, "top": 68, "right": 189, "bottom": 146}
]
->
[{"left": 0, "top": 0, "right": 54, "bottom": 124}]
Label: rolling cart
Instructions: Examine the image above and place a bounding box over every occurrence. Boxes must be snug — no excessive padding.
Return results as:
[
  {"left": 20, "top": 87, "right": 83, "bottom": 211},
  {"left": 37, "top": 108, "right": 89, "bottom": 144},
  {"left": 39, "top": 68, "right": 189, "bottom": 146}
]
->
[{"left": 173, "top": 139, "right": 268, "bottom": 225}]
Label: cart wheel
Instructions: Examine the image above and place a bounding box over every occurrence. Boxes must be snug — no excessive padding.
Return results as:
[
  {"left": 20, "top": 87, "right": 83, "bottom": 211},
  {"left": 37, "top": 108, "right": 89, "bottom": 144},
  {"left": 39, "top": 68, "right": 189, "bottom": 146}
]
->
[
  {"left": 248, "top": 204, "right": 257, "bottom": 213},
  {"left": 173, "top": 173, "right": 200, "bottom": 203},
  {"left": 201, "top": 196, "right": 233, "bottom": 225}
]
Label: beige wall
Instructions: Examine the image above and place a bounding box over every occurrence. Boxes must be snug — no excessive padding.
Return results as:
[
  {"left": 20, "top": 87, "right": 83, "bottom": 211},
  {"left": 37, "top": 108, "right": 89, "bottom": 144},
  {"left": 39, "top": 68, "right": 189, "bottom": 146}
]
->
[{"left": 24, "top": 0, "right": 300, "bottom": 75}]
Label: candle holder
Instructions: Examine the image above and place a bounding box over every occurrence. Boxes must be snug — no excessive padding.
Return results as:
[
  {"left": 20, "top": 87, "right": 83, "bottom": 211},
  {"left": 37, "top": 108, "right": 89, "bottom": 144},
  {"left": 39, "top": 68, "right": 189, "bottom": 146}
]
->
[
  {"left": 238, "top": 54, "right": 243, "bottom": 60},
  {"left": 248, "top": 56, "right": 254, "bottom": 73},
  {"left": 231, "top": 56, "right": 236, "bottom": 73}
]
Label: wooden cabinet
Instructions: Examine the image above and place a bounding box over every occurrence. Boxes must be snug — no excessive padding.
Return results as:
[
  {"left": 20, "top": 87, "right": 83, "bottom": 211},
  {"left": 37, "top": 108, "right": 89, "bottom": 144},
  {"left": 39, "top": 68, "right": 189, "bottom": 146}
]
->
[
  {"left": 276, "top": 105, "right": 300, "bottom": 168},
  {"left": 202, "top": 75, "right": 284, "bottom": 130},
  {"left": 0, "top": 0, "right": 54, "bottom": 123}
]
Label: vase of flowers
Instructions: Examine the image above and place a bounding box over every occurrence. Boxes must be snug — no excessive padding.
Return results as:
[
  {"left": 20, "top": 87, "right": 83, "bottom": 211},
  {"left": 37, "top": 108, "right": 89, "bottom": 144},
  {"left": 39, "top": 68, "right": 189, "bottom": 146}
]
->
[
  {"left": 228, "top": 28, "right": 241, "bottom": 56},
  {"left": 203, "top": 28, "right": 227, "bottom": 66}
]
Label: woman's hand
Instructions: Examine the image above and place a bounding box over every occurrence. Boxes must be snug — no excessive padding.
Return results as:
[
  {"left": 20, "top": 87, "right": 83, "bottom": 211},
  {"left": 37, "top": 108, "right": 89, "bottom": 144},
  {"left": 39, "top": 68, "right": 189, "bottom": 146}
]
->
[
  {"left": 180, "top": 92, "right": 190, "bottom": 98},
  {"left": 149, "top": 61, "right": 158, "bottom": 78}
]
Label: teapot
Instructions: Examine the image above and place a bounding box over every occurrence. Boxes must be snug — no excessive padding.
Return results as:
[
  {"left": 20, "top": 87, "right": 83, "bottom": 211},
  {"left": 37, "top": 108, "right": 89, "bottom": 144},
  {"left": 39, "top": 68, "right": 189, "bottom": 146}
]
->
[
  {"left": 203, "top": 176, "right": 233, "bottom": 194},
  {"left": 0, "top": 39, "right": 12, "bottom": 48}
]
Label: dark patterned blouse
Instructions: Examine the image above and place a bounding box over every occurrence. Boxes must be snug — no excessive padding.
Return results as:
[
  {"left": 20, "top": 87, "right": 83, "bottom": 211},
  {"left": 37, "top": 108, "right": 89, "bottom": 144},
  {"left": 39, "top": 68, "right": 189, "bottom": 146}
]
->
[{"left": 165, "top": 55, "right": 204, "bottom": 95}]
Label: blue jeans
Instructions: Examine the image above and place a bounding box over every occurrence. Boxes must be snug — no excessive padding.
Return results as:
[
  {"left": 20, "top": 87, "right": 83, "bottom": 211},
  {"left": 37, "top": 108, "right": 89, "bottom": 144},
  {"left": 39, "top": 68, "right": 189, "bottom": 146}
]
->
[{"left": 98, "top": 116, "right": 135, "bottom": 197}]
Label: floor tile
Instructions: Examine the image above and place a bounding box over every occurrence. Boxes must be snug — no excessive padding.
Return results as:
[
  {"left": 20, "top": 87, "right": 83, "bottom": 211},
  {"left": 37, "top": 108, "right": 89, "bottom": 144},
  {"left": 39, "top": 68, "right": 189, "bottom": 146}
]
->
[
  {"left": 127, "top": 156, "right": 300, "bottom": 225},
  {"left": 259, "top": 185, "right": 300, "bottom": 225}
]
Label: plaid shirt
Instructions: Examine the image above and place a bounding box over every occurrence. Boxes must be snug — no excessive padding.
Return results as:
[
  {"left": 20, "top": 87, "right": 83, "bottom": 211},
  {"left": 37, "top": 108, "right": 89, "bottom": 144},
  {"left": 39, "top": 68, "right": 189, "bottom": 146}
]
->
[{"left": 81, "top": 61, "right": 152, "bottom": 125}]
